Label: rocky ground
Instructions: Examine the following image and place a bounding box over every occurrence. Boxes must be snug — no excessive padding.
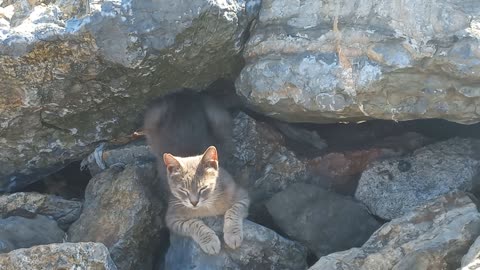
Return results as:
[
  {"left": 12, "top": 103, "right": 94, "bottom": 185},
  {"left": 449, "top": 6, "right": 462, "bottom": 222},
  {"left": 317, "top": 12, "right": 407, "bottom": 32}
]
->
[
  {"left": 1, "top": 0, "right": 480, "bottom": 269},
  {"left": 2, "top": 111, "right": 480, "bottom": 270}
]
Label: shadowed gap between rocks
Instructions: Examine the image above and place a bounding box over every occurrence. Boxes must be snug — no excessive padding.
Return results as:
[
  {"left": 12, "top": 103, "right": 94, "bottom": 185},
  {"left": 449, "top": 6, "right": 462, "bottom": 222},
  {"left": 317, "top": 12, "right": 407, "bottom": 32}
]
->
[
  {"left": 18, "top": 161, "right": 91, "bottom": 200},
  {"left": 16, "top": 115, "right": 480, "bottom": 201}
]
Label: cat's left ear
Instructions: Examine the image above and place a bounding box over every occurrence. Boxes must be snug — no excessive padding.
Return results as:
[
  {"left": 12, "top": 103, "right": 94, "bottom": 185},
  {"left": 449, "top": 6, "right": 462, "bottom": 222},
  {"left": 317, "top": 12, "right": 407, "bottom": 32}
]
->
[
  {"left": 201, "top": 146, "right": 218, "bottom": 171},
  {"left": 163, "top": 153, "right": 182, "bottom": 175}
]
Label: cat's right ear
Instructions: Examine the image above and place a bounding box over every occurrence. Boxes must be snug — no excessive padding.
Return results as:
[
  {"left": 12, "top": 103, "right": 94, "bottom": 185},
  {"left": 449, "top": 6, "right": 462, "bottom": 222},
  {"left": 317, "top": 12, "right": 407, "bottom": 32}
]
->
[
  {"left": 201, "top": 146, "right": 219, "bottom": 171},
  {"left": 163, "top": 153, "right": 181, "bottom": 175}
]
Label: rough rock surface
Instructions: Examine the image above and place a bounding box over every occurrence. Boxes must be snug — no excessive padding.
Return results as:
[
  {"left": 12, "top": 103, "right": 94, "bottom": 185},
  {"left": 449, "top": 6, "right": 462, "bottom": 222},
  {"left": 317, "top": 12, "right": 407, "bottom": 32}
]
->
[
  {"left": 307, "top": 148, "right": 399, "bottom": 194},
  {"left": 68, "top": 163, "right": 163, "bottom": 270},
  {"left": 355, "top": 138, "right": 480, "bottom": 220},
  {"left": 309, "top": 192, "right": 480, "bottom": 270},
  {"left": 0, "top": 215, "right": 65, "bottom": 253},
  {"left": 0, "top": 242, "right": 117, "bottom": 270},
  {"left": 307, "top": 132, "right": 431, "bottom": 194},
  {"left": 461, "top": 236, "right": 480, "bottom": 270},
  {"left": 229, "top": 112, "right": 307, "bottom": 202},
  {"left": 266, "top": 183, "right": 380, "bottom": 257},
  {"left": 0, "top": 192, "right": 82, "bottom": 230},
  {"left": 164, "top": 217, "right": 308, "bottom": 270},
  {"left": 0, "top": 0, "right": 260, "bottom": 191},
  {"left": 236, "top": 0, "right": 480, "bottom": 124}
]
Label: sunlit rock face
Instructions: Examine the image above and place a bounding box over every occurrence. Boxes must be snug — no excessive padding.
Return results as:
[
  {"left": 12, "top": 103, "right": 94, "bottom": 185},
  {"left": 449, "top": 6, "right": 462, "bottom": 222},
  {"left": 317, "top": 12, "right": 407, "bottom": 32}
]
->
[
  {"left": 236, "top": 0, "right": 480, "bottom": 124},
  {"left": 0, "top": 0, "right": 260, "bottom": 191}
]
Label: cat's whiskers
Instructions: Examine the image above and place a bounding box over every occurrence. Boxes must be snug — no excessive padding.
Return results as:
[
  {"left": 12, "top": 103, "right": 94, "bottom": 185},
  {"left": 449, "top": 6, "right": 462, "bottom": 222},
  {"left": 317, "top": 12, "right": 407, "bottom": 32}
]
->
[{"left": 169, "top": 199, "right": 190, "bottom": 208}]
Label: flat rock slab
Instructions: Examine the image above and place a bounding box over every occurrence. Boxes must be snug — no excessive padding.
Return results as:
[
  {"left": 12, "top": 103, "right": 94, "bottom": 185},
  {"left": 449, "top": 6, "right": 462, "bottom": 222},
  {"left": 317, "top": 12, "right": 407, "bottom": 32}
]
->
[
  {"left": 267, "top": 183, "right": 380, "bottom": 257},
  {"left": 0, "top": 215, "right": 65, "bottom": 253},
  {"left": 0, "top": 192, "right": 82, "bottom": 230},
  {"left": 355, "top": 138, "right": 480, "bottom": 220},
  {"left": 310, "top": 192, "right": 480, "bottom": 270},
  {"left": 164, "top": 217, "right": 308, "bottom": 270},
  {"left": 0, "top": 242, "right": 117, "bottom": 270}
]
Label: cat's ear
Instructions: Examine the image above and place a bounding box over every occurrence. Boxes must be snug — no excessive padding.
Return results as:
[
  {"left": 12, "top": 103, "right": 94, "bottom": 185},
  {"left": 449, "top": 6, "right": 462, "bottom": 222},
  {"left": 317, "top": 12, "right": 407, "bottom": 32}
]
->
[
  {"left": 163, "top": 153, "right": 181, "bottom": 175},
  {"left": 201, "top": 146, "right": 218, "bottom": 171}
]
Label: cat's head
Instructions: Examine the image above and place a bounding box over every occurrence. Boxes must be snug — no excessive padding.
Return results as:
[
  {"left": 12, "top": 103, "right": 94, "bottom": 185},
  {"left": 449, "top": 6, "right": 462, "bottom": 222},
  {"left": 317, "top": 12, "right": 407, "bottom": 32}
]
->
[{"left": 163, "top": 146, "right": 219, "bottom": 208}]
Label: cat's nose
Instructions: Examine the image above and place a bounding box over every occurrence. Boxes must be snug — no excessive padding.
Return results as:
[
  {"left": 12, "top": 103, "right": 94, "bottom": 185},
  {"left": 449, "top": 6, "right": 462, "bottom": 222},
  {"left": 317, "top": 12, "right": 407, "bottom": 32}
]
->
[{"left": 190, "top": 198, "right": 198, "bottom": 206}]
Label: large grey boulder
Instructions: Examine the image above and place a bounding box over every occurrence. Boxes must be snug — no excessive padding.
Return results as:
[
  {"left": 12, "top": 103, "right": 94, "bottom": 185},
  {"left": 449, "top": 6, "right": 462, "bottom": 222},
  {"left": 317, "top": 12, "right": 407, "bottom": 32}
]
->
[
  {"left": 164, "top": 217, "right": 308, "bottom": 270},
  {"left": 0, "top": 0, "right": 260, "bottom": 191},
  {"left": 236, "top": 0, "right": 480, "bottom": 124},
  {"left": 0, "top": 192, "right": 82, "bottom": 230},
  {"left": 266, "top": 183, "right": 380, "bottom": 257},
  {"left": 355, "top": 138, "right": 480, "bottom": 220},
  {"left": 309, "top": 192, "right": 480, "bottom": 270},
  {"left": 0, "top": 215, "right": 65, "bottom": 253},
  {"left": 68, "top": 163, "right": 163, "bottom": 270},
  {"left": 0, "top": 242, "right": 117, "bottom": 270}
]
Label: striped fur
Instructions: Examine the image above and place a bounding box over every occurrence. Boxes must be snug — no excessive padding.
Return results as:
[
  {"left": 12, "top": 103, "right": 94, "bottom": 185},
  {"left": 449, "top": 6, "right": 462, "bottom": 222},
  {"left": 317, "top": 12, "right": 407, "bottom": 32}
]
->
[{"left": 164, "top": 146, "right": 250, "bottom": 254}]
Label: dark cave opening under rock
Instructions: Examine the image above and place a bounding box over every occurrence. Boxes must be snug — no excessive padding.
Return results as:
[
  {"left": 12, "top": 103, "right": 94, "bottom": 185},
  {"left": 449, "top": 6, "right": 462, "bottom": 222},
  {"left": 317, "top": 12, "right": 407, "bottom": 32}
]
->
[
  {"left": 276, "top": 118, "right": 480, "bottom": 158},
  {"left": 19, "top": 161, "right": 91, "bottom": 200}
]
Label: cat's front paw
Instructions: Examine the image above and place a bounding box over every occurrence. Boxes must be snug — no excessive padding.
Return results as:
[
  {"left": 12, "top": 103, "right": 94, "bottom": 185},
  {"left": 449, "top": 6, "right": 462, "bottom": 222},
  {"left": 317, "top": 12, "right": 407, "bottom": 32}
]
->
[
  {"left": 224, "top": 227, "right": 243, "bottom": 249},
  {"left": 197, "top": 233, "right": 221, "bottom": 255}
]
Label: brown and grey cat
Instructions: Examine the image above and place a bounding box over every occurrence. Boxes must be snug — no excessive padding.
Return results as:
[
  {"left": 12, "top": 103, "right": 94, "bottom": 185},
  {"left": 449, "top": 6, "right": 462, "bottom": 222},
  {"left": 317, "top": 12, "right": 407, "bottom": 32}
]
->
[{"left": 163, "top": 146, "right": 250, "bottom": 254}]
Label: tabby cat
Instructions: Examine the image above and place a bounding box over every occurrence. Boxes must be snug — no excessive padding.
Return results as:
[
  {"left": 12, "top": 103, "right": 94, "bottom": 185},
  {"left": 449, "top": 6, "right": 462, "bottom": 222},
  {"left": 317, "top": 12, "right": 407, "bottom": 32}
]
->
[{"left": 163, "top": 146, "right": 250, "bottom": 254}]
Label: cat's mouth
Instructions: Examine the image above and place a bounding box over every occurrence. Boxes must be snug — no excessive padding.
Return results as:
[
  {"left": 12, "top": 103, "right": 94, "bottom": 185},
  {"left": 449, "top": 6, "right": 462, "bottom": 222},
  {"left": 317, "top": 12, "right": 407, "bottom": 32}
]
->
[
  {"left": 188, "top": 200, "right": 208, "bottom": 208},
  {"left": 184, "top": 203, "right": 199, "bottom": 208}
]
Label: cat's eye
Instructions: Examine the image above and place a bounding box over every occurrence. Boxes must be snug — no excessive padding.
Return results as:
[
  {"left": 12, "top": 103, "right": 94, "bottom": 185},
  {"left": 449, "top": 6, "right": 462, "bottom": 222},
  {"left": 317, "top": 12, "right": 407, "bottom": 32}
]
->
[
  {"left": 178, "top": 188, "right": 189, "bottom": 196},
  {"left": 199, "top": 186, "right": 209, "bottom": 194}
]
